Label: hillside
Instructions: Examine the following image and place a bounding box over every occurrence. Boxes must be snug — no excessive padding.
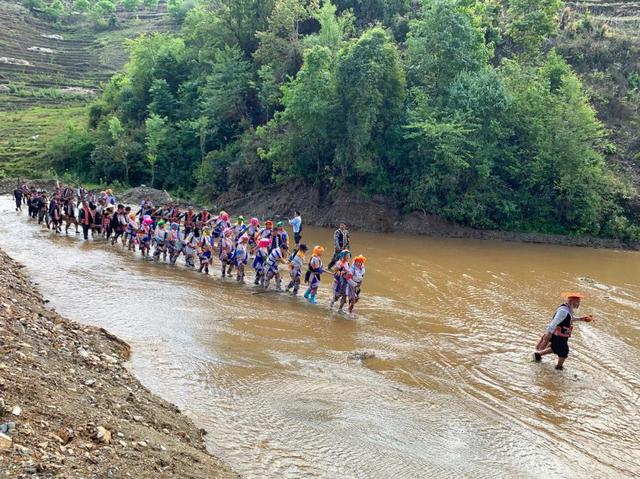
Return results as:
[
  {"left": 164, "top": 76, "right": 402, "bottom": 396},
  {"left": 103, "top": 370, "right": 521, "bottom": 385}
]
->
[
  {"left": 1, "top": 0, "right": 639, "bottom": 240},
  {"left": 559, "top": 1, "right": 640, "bottom": 187},
  {"left": 0, "top": 0, "right": 174, "bottom": 176}
]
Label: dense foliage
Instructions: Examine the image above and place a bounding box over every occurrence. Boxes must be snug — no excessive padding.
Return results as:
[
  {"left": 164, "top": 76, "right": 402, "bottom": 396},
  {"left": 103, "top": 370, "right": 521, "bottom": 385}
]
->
[{"left": 48, "top": 0, "right": 640, "bottom": 240}]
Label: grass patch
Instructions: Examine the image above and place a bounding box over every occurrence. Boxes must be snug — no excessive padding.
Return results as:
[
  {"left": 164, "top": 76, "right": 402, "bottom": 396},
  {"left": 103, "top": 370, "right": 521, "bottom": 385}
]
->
[{"left": 0, "top": 104, "right": 88, "bottom": 177}]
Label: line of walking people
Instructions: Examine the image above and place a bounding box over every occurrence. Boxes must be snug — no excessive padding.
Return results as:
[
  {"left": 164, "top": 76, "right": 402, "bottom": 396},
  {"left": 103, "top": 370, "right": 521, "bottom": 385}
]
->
[{"left": 15, "top": 184, "right": 367, "bottom": 318}]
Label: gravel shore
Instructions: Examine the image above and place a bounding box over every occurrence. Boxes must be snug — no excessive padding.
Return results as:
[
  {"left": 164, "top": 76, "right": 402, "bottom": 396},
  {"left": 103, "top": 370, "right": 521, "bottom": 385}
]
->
[{"left": 0, "top": 248, "right": 238, "bottom": 478}]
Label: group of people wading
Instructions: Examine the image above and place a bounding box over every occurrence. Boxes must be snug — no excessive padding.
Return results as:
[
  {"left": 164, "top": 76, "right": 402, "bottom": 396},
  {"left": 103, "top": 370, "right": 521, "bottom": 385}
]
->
[
  {"left": 13, "top": 183, "right": 595, "bottom": 368},
  {"left": 13, "top": 183, "right": 367, "bottom": 318}
]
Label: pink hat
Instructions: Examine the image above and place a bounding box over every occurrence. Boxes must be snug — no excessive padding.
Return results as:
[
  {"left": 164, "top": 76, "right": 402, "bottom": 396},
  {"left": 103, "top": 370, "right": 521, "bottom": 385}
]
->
[
  {"left": 220, "top": 212, "right": 229, "bottom": 221},
  {"left": 250, "top": 217, "right": 260, "bottom": 226},
  {"left": 223, "top": 227, "right": 233, "bottom": 237},
  {"left": 240, "top": 234, "right": 250, "bottom": 242},
  {"left": 258, "top": 238, "right": 271, "bottom": 248}
]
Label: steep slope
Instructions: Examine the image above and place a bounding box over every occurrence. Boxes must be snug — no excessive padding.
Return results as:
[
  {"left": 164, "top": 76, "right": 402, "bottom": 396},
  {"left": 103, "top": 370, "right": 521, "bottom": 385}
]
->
[
  {"left": 558, "top": 1, "right": 640, "bottom": 187},
  {"left": 0, "top": 0, "right": 174, "bottom": 176}
]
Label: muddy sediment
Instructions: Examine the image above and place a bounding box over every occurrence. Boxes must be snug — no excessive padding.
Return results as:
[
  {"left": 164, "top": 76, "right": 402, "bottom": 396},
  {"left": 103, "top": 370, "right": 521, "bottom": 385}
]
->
[
  {"left": 3, "top": 178, "right": 637, "bottom": 249},
  {"left": 0, "top": 248, "right": 238, "bottom": 478},
  {"left": 216, "top": 182, "right": 640, "bottom": 250}
]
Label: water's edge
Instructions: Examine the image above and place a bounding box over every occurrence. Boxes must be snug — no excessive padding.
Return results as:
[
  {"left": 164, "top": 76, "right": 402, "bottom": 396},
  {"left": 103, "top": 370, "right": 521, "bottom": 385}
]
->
[
  {"left": 0, "top": 246, "right": 240, "bottom": 478},
  {"left": 2, "top": 179, "right": 637, "bottom": 250}
]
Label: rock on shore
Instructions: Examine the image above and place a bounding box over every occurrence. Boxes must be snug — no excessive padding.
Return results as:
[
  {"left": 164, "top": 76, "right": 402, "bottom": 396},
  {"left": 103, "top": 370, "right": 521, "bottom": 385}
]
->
[{"left": 0, "top": 248, "right": 238, "bottom": 478}]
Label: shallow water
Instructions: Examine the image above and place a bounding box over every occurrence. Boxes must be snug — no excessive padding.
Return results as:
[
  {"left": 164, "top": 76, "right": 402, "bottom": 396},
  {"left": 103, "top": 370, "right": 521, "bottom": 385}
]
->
[{"left": 1, "top": 196, "right": 639, "bottom": 478}]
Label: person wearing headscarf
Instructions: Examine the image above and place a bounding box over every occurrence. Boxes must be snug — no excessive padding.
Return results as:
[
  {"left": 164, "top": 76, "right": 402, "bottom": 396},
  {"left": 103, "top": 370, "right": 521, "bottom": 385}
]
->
[
  {"left": 345, "top": 255, "right": 366, "bottom": 319},
  {"left": 252, "top": 238, "right": 271, "bottom": 286},
  {"left": 286, "top": 244, "right": 308, "bottom": 296},
  {"left": 263, "top": 243, "right": 289, "bottom": 291},
  {"left": 219, "top": 227, "right": 236, "bottom": 277},
  {"left": 234, "top": 234, "right": 250, "bottom": 282},
  {"left": 329, "top": 250, "right": 351, "bottom": 311},
  {"left": 303, "top": 246, "right": 325, "bottom": 305}
]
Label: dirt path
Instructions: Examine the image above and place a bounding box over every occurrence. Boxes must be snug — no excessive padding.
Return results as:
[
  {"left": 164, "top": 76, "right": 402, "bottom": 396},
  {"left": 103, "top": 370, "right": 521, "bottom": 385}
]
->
[{"left": 0, "top": 248, "right": 238, "bottom": 478}]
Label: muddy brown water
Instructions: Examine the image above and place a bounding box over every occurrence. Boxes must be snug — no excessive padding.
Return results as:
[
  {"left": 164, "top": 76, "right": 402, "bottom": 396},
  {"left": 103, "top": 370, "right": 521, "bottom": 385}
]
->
[{"left": 1, "top": 196, "right": 639, "bottom": 478}]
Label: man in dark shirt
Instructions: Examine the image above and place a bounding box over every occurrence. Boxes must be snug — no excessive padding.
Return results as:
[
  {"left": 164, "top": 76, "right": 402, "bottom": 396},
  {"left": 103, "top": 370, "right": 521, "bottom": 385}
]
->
[
  {"left": 327, "top": 222, "right": 350, "bottom": 269},
  {"left": 13, "top": 188, "right": 22, "bottom": 211}
]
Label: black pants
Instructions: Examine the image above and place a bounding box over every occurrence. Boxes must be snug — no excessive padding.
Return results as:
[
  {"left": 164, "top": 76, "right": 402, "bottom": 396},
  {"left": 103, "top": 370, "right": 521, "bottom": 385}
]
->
[
  {"left": 82, "top": 224, "right": 91, "bottom": 240},
  {"left": 15, "top": 197, "right": 21, "bottom": 210},
  {"left": 294, "top": 232, "right": 302, "bottom": 244},
  {"left": 551, "top": 335, "right": 569, "bottom": 358}
]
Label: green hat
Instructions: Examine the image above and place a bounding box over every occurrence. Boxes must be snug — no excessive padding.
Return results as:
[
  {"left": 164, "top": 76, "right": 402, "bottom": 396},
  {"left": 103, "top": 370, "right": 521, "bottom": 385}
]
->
[
  {"left": 238, "top": 215, "right": 245, "bottom": 222},
  {"left": 158, "top": 220, "right": 166, "bottom": 226},
  {"left": 276, "top": 221, "right": 284, "bottom": 227}
]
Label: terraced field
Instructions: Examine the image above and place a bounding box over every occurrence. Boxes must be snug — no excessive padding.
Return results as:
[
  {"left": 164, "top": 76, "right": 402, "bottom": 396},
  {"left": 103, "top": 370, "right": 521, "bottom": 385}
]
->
[
  {"left": 0, "top": 0, "right": 173, "bottom": 176},
  {"left": 557, "top": 1, "right": 640, "bottom": 187},
  {"left": 566, "top": 0, "right": 640, "bottom": 36}
]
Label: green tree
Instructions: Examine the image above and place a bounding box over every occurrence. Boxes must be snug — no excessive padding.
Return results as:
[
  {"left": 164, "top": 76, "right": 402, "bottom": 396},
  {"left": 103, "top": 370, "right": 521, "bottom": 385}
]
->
[
  {"left": 93, "top": 0, "right": 116, "bottom": 16},
  {"left": 120, "top": 34, "right": 186, "bottom": 123},
  {"left": 506, "top": 0, "right": 562, "bottom": 57},
  {"left": 402, "top": 69, "right": 515, "bottom": 228},
  {"left": 259, "top": 46, "right": 339, "bottom": 182},
  {"left": 46, "top": 0, "right": 66, "bottom": 19},
  {"left": 74, "top": 0, "right": 91, "bottom": 13},
  {"left": 148, "top": 78, "right": 178, "bottom": 118},
  {"left": 254, "top": 0, "right": 319, "bottom": 109},
  {"left": 145, "top": 114, "right": 167, "bottom": 187},
  {"left": 199, "top": 45, "right": 254, "bottom": 151},
  {"left": 406, "top": 0, "right": 491, "bottom": 95},
  {"left": 303, "top": 0, "right": 354, "bottom": 52},
  {"left": 500, "top": 52, "right": 619, "bottom": 233},
  {"left": 48, "top": 124, "right": 95, "bottom": 176},
  {"left": 108, "top": 116, "right": 131, "bottom": 184},
  {"left": 334, "top": 27, "right": 406, "bottom": 188}
]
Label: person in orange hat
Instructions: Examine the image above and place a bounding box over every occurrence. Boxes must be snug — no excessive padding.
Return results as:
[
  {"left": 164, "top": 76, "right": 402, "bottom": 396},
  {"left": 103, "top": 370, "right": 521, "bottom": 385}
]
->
[
  {"left": 345, "top": 255, "right": 366, "bottom": 319},
  {"left": 534, "top": 292, "right": 593, "bottom": 370}
]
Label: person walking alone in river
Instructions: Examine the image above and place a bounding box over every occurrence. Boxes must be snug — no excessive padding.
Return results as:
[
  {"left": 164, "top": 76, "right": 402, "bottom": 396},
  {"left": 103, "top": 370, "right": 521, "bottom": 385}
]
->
[
  {"left": 534, "top": 292, "right": 593, "bottom": 370},
  {"left": 328, "top": 222, "right": 350, "bottom": 269}
]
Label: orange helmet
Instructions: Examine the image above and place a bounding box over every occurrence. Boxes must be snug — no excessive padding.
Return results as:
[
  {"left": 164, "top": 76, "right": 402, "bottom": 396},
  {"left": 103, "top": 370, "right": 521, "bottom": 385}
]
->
[
  {"left": 313, "top": 245, "right": 325, "bottom": 256},
  {"left": 353, "top": 255, "right": 366, "bottom": 264}
]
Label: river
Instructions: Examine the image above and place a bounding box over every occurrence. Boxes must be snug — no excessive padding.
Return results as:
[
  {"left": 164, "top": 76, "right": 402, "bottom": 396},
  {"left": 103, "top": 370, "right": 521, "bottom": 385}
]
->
[{"left": 1, "top": 196, "right": 639, "bottom": 478}]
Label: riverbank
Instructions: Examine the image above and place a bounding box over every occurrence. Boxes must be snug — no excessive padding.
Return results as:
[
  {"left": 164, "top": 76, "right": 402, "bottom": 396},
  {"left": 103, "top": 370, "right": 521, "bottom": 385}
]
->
[
  {"left": 0, "top": 248, "right": 238, "bottom": 478},
  {"left": 3, "top": 177, "right": 638, "bottom": 250},
  {"left": 216, "top": 182, "right": 640, "bottom": 251}
]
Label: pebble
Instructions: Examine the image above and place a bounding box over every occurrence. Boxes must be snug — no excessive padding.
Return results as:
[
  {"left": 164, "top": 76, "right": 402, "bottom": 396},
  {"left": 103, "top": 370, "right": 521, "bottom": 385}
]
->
[
  {"left": 84, "top": 378, "right": 96, "bottom": 387},
  {"left": 96, "top": 426, "right": 111, "bottom": 445},
  {"left": 132, "top": 415, "right": 143, "bottom": 422},
  {"left": 347, "top": 351, "right": 376, "bottom": 361},
  {"left": 0, "top": 422, "right": 16, "bottom": 433},
  {"left": 0, "top": 432, "right": 12, "bottom": 451},
  {"left": 12, "top": 405, "right": 22, "bottom": 416}
]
